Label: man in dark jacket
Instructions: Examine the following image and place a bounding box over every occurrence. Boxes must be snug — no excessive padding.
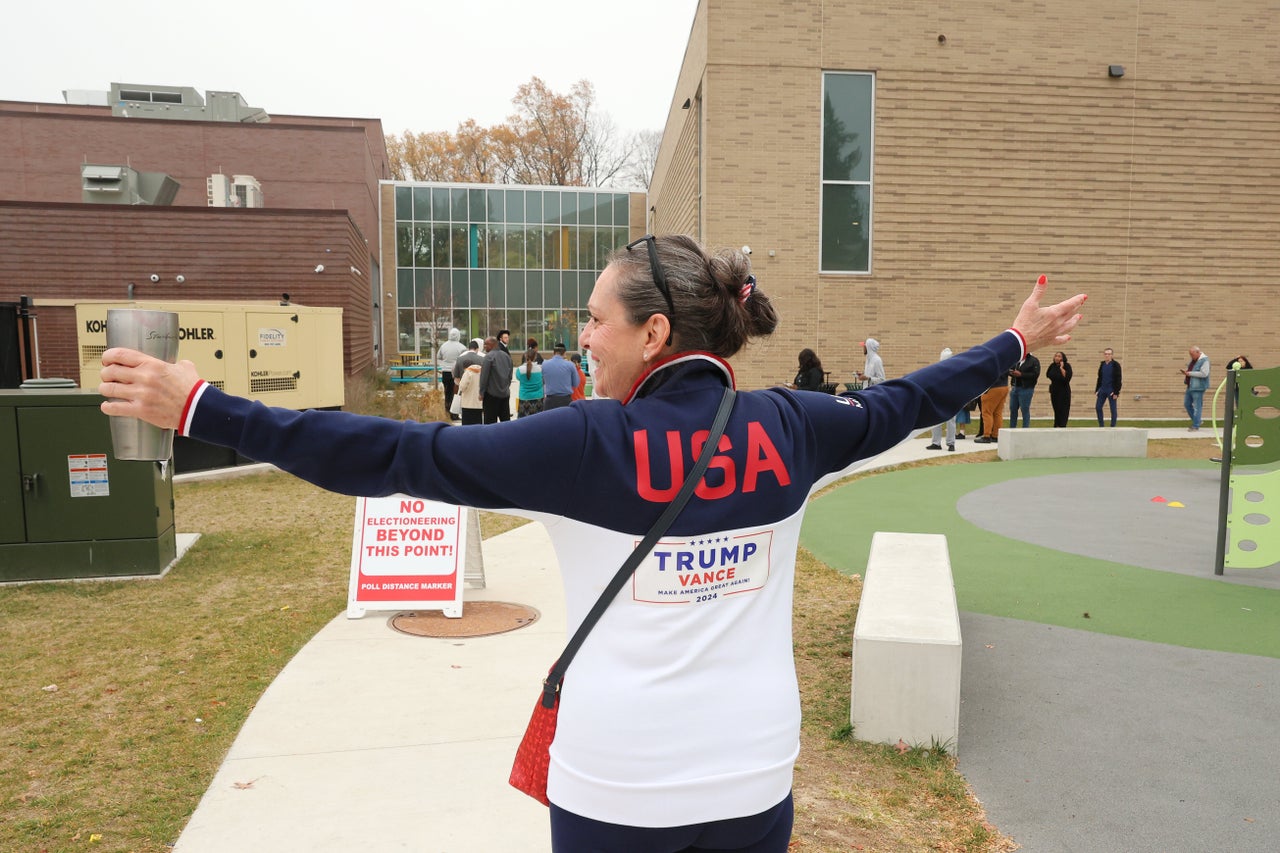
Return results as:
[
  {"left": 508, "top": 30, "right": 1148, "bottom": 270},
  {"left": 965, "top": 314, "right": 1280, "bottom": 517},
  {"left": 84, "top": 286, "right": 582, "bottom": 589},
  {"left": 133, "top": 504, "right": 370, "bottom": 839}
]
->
[
  {"left": 1095, "top": 347, "right": 1122, "bottom": 426},
  {"left": 1008, "top": 352, "right": 1041, "bottom": 428},
  {"left": 479, "top": 336, "right": 513, "bottom": 423}
]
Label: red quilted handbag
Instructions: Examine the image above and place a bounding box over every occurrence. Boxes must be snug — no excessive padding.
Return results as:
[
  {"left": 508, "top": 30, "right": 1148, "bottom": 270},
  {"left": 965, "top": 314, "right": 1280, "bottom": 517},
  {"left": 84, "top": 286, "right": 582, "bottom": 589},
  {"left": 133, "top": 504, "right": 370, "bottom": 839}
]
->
[{"left": 508, "top": 680, "right": 560, "bottom": 805}]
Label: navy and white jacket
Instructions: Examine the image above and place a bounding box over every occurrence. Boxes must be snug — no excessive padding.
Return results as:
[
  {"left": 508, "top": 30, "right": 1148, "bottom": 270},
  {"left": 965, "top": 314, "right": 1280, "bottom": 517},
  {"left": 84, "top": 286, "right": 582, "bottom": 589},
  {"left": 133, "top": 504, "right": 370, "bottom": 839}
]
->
[{"left": 178, "top": 330, "right": 1025, "bottom": 827}]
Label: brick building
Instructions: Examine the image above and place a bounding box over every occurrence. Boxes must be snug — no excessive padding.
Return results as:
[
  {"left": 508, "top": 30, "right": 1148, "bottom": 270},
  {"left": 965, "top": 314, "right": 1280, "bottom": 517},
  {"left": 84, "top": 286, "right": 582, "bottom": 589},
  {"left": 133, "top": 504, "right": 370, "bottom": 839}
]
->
[
  {"left": 649, "top": 0, "right": 1280, "bottom": 420},
  {"left": 0, "top": 85, "right": 390, "bottom": 382}
]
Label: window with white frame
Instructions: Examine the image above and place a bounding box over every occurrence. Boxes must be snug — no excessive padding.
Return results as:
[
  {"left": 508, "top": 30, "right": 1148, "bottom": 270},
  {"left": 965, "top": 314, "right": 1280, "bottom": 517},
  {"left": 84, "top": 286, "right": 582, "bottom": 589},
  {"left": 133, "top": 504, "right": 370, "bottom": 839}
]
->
[{"left": 820, "top": 72, "right": 874, "bottom": 274}]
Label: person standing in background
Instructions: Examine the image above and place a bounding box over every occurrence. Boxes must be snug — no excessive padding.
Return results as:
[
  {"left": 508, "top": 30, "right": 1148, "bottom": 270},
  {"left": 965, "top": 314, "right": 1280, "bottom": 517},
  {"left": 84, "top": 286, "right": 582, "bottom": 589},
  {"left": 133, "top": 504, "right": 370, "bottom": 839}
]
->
[
  {"left": 1095, "top": 347, "right": 1121, "bottom": 427},
  {"left": 435, "top": 328, "right": 467, "bottom": 418},
  {"left": 791, "top": 349, "right": 825, "bottom": 391},
  {"left": 1007, "top": 351, "right": 1041, "bottom": 428},
  {"left": 1181, "top": 346, "right": 1210, "bottom": 431},
  {"left": 856, "top": 338, "right": 885, "bottom": 387},
  {"left": 516, "top": 342, "right": 545, "bottom": 418},
  {"left": 973, "top": 376, "right": 1009, "bottom": 444},
  {"left": 569, "top": 353, "right": 588, "bottom": 402},
  {"left": 479, "top": 336, "right": 513, "bottom": 423},
  {"left": 453, "top": 338, "right": 485, "bottom": 382},
  {"left": 926, "top": 347, "right": 957, "bottom": 451},
  {"left": 451, "top": 338, "right": 485, "bottom": 424},
  {"left": 455, "top": 359, "right": 485, "bottom": 426},
  {"left": 1046, "top": 351, "right": 1073, "bottom": 427},
  {"left": 542, "top": 343, "right": 579, "bottom": 410}
]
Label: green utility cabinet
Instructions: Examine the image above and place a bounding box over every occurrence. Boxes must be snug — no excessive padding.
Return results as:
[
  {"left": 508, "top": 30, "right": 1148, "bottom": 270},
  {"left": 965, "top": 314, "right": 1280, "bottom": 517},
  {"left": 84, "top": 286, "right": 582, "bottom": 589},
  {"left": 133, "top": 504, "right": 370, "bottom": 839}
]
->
[{"left": 0, "top": 388, "right": 176, "bottom": 582}]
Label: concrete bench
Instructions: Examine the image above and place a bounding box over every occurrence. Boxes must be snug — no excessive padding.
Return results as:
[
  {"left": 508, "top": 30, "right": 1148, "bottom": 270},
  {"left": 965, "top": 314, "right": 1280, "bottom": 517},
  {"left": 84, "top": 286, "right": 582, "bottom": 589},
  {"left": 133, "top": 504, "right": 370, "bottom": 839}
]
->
[
  {"left": 996, "top": 427, "right": 1147, "bottom": 460},
  {"left": 851, "top": 531, "right": 961, "bottom": 753}
]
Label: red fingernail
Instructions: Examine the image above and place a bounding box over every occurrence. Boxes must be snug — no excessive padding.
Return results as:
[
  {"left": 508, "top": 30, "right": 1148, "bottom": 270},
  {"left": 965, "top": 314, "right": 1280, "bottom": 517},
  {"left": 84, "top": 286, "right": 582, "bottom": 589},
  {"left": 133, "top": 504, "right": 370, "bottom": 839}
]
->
[{"left": 1037, "top": 274, "right": 1047, "bottom": 285}]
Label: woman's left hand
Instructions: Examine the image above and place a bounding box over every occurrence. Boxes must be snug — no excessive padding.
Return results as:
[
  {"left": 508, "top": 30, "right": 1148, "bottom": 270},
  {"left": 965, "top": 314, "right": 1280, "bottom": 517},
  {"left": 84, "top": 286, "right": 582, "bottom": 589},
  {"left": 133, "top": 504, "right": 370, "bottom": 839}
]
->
[{"left": 1011, "top": 276, "right": 1087, "bottom": 352}]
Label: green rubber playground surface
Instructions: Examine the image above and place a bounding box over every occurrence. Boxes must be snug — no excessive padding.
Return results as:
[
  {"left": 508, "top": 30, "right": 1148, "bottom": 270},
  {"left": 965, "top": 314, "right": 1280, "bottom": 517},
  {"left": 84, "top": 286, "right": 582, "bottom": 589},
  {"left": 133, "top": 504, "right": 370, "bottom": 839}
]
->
[{"left": 801, "top": 458, "right": 1280, "bottom": 659}]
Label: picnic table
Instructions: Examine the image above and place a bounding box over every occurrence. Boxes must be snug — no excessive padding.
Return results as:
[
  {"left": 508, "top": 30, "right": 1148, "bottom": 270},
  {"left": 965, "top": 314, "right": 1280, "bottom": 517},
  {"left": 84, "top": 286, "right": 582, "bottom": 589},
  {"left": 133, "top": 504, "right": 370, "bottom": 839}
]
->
[{"left": 388, "top": 364, "right": 437, "bottom": 384}]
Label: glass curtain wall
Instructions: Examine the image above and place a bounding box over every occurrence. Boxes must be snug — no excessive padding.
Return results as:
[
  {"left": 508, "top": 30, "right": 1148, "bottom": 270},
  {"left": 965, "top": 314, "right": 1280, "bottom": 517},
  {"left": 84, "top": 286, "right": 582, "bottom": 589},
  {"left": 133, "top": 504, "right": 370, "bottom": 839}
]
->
[{"left": 393, "top": 184, "right": 631, "bottom": 357}]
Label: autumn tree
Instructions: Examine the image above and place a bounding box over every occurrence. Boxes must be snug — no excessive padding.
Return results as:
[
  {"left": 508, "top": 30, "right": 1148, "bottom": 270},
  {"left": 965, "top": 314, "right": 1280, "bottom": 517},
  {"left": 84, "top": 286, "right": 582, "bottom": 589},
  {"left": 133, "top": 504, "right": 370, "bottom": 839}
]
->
[
  {"left": 386, "top": 120, "right": 500, "bottom": 183},
  {"left": 387, "top": 77, "right": 643, "bottom": 188}
]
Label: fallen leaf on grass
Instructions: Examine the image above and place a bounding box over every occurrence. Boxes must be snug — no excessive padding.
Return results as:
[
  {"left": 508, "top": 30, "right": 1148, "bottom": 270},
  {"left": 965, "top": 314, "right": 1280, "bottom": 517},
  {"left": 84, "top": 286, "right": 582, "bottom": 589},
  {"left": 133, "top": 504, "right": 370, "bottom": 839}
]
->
[{"left": 41, "top": 684, "right": 57, "bottom": 693}]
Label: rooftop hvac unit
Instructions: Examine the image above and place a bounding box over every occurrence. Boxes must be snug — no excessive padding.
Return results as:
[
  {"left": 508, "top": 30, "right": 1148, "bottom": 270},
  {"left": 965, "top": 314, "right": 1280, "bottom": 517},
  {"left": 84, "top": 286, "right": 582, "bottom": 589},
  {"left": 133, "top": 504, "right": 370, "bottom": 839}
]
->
[
  {"left": 207, "top": 173, "right": 231, "bottom": 207},
  {"left": 110, "top": 82, "right": 269, "bottom": 123},
  {"left": 232, "top": 175, "right": 264, "bottom": 208},
  {"left": 81, "top": 164, "right": 179, "bottom": 206},
  {"left": 207, "top": 174, "right": 265, "bottom": 208}
]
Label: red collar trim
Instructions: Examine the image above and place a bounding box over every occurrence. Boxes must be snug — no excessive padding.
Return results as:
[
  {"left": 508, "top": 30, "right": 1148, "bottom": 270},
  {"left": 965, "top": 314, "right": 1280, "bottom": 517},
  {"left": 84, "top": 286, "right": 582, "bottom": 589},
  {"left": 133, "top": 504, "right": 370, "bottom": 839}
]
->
[{"left": 621, "top": 352, "right": 736, "bottom": 404}]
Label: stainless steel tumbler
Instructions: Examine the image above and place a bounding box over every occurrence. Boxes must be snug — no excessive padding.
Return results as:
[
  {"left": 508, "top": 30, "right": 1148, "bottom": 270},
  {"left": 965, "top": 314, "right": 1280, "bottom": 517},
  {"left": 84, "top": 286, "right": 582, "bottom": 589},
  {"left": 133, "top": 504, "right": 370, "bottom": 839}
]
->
[{"left": 105, "top": 309, "right": 181, "bottom": 461}]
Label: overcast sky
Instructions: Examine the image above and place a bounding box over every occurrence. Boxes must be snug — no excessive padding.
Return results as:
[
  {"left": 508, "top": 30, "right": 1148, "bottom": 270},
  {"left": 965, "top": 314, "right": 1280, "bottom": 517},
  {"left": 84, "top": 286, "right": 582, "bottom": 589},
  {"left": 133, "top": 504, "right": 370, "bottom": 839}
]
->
[{"left": 3, "top": 0, "right": 698, "bottom": 137}]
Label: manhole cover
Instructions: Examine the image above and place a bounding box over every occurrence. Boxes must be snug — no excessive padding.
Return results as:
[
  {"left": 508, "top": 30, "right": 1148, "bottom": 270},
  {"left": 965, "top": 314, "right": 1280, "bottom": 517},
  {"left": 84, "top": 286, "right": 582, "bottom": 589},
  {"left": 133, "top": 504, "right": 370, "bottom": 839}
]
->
[{"left": 390, "top": 601, "right": 540, "bottom": 638}]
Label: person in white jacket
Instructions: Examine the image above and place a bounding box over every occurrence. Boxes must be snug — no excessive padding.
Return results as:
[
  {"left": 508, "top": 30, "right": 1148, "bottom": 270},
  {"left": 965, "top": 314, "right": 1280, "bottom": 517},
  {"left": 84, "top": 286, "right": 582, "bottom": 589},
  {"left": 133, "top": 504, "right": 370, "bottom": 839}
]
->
[
  {"left": 435, "top": 328, "right": 467, "bottom": 416},
  {"left": 857, "top": 337, "right": 885, "bottom": 386}
]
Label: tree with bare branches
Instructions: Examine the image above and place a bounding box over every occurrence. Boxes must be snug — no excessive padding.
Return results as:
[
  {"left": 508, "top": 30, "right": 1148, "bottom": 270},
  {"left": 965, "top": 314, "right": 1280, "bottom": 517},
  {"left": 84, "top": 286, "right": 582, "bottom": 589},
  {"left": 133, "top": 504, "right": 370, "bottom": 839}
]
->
[{"left": 386, "top": 77, "right": 642, "bottom": 188}]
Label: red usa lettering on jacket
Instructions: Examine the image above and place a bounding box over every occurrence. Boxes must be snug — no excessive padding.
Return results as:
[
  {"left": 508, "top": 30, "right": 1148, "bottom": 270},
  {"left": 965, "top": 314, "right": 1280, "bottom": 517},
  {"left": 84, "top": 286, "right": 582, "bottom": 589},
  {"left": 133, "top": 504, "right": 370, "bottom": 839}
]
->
[{"left": 633, "top": 421, "right": 792, "bottom": 502}]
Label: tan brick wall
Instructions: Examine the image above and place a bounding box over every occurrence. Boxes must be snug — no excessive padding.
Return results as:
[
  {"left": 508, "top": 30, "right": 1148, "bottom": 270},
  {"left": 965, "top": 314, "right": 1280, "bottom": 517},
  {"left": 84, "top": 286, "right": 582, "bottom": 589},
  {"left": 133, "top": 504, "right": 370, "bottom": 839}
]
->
[{"left": 651, "top": 0, "right": 1280, "bottom": 422}]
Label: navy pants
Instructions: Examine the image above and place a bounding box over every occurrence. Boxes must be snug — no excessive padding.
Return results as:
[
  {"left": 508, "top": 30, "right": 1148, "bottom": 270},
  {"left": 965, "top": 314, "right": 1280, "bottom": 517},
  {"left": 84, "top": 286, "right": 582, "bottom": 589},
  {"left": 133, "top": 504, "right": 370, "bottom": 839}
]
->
[
  {"left": 549, "top": 793, "right": 793, "bottom": 853},
  {"left": 1096, "top": 391, "right": 1117, "bottom": 426}
]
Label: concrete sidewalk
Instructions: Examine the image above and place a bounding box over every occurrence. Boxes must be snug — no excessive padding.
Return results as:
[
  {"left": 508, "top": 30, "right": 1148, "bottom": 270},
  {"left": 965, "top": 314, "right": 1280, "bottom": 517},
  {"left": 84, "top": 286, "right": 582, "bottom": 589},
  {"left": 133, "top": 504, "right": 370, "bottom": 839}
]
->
[{"left": 172, "top": 427, "right": 1219, "bottom": 851}]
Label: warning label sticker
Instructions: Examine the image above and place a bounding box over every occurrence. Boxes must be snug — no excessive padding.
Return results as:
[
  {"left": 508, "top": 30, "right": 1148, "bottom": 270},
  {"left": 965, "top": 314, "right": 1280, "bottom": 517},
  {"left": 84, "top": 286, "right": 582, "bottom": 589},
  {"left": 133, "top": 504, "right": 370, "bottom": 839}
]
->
[{"left": 68, "top": 454, "right": 110, "bottom": 497}]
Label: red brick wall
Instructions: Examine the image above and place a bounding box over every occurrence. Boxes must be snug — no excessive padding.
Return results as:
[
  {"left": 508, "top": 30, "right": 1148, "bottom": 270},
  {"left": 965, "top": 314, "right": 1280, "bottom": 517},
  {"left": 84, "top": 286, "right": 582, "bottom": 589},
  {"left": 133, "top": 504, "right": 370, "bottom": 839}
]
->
[
  {"left": 0, "top": 105, "right": 388, "bottom": 275},
  {"left": 0, "top": 202, "right": 372, "bottom": 380}
]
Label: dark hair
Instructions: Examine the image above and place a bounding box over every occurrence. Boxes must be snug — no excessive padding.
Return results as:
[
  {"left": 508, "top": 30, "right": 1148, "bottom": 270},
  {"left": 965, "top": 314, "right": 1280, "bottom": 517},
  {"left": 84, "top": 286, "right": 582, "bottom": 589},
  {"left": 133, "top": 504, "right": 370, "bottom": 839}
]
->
[
  {"left": 797, "top": 348, "right": 822, "bottom": 372},
  {"left": 1054, "top": 351, "right": 1068, "bottom": 364},
  {"left": 1232, "top": 355, "right": 1253, "bottom": 369},
  {"left": 607, "top": 234, "right": 778, "bottom": 359},
  {"left": 524, "top": 344, "right": 539, "bottom": 376},
  {"left": 570, "top": 353, "right": 582, "bottom": 364}
]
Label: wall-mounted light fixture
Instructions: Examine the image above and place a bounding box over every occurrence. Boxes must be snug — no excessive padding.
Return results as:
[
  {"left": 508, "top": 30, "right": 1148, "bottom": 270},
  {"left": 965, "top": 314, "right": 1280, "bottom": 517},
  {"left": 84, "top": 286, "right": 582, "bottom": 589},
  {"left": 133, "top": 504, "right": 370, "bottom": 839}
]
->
[
  {"left": 681, "top": 98, "right": 692, "bottom": 110},
  {"left": 1108, "top": 65, "right": 1125, "bottom": 78}
]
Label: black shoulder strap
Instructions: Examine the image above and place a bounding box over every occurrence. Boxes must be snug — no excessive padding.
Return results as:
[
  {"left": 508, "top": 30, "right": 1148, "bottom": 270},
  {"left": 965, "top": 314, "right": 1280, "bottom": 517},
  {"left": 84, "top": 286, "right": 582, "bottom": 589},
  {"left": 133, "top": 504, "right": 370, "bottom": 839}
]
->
[{"left": 539, "top": 385, "right": 737, "bottom": 707}]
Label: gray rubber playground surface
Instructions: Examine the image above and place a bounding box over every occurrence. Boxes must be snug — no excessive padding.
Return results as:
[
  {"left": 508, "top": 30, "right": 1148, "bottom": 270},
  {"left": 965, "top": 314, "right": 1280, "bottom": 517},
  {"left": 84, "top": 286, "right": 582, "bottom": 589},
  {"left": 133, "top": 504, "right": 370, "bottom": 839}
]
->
[
  {"left": 952, "top": 469, "right": 1280, "bottom": 852},
  {"left": 957, "top": 467, "right": 1280, "bottom": 588}
]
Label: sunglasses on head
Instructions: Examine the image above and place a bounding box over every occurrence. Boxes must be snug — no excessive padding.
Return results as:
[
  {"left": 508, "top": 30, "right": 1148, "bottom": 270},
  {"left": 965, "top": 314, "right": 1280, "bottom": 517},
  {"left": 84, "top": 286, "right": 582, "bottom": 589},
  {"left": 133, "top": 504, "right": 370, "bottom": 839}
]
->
[{"left": 626, "top": 234, "right": 675, "bottom": 346}]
